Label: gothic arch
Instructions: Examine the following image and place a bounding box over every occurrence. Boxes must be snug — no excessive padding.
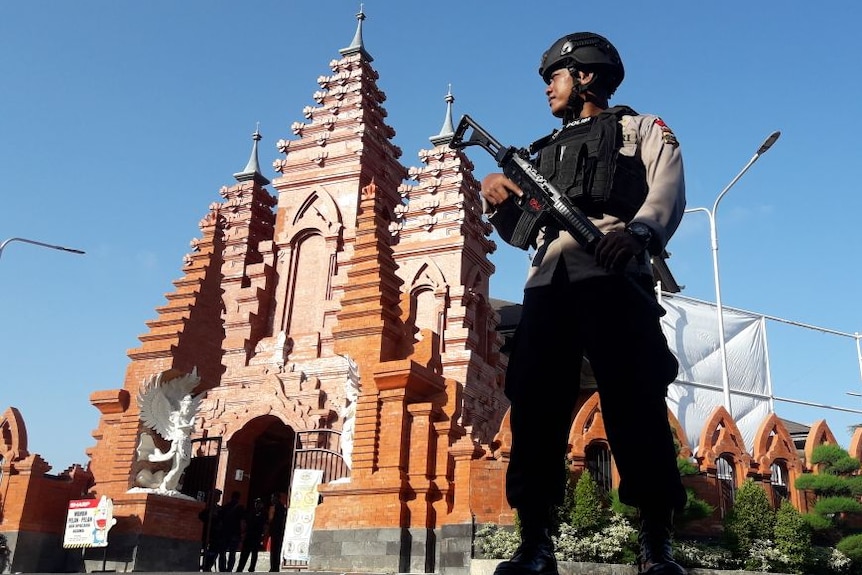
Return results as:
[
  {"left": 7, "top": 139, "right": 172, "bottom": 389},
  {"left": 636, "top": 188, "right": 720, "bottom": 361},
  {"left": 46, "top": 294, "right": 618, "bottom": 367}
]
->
[
  {"left": 568, "top": 392, "right": 617, "bottom": 489},
  {"left": 752, "top": 413, "right": 804, "bottom": 508},
  {"left": 696, "top": 405, "right": 752, "bottom": 482},
  {"left": 409, "top": 261, "right": 448, "bottom": 296},
  {"left": 567, "top": 392, "right": 691, "bottom": 491},
  {"left": 804, "top": 419, "right": 838, "bottom": 473},
  {"left": 274, "top": 188, "right": 345, "bottom": 336},
  {"left": 284, "top": 188, "right": 343, "bottom": 238},
  {"left": 752, "top": 413, "right": 803, "bottom": 475},
  {"left": 0, "top": 407, "right": 29, "bottom": 461},
  {"left": 406, "top": 261, "right": 449, "bottom": 347},
  {"left": 569, "top": 392, "right": 605, "bottom": 456}
]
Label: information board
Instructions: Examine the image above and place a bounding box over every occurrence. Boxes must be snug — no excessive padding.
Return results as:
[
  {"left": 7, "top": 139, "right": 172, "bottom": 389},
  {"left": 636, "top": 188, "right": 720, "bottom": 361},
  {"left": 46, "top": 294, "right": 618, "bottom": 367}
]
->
[{"left": 63, "top": 496, "right": 116, "bottom": 549}]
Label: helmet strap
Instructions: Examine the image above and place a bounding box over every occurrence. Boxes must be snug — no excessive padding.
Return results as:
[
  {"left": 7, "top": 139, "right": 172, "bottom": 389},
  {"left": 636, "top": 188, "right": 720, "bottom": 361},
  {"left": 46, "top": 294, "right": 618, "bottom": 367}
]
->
[{"left": 563, "top": 65, "right": 587, "bottom": 123}]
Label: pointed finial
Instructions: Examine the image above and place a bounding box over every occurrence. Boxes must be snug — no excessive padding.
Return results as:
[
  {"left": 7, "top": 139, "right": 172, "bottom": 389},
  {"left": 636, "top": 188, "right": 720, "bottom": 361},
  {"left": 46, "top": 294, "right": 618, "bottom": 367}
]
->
[
  {"left": 234, "top": 124, "right": 270, "bottom": 185},
  {"left": 339, "top": 4, "right": 373, "bottom": 62},
  {"left": 430, "top": 85, "right": 456, "bottom": 146}
]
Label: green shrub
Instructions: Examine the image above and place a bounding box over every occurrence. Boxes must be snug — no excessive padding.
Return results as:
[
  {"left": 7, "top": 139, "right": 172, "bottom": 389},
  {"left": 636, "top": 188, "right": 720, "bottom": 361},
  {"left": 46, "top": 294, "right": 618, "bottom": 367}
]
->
[
  {"left": 569, "top": 471, "right": 608, "bottom": 532},
  {"left": 796, "top": 472, "right": 854, "bottom": 497},
  {"left": 553, "top": 514, "right": 637, "bottom": 564},
  {"left": 677, "top": 456, "right": 699, "bottom": 476},
  {"left": 808, "top": 545, "right": 852, "bottom": 574},
  {"left": 556, "top": 464, "right": 577, "bottom": 531},
  {"left": 814, "top": 496, "right": 862, "bottom": 518},
  {"left": 811, "top": 444, "right": 861, "bottom": 475},
  {"left": 674, "top": 539, "right": 739, "bottom": 570},
  {"left": 679, "top": 487, "right": 714, "bottom": 525},
  {"left": 722, "top": 479, "right": 775, "bottom": 555},
  {"left": 773, "top": 500, "right": 811, "bottom": 572},
  {"left": 836, "top": 533, "right": 862, "bottom": 565},
  {"left": 474, "top": 523, "right": 520, "bottom": 559},
  {"left": 846, "top": 475, "right": 862, "bottom": 497},
  {"left": 745, "top": 539, "right": 790, "bottom": 572}
]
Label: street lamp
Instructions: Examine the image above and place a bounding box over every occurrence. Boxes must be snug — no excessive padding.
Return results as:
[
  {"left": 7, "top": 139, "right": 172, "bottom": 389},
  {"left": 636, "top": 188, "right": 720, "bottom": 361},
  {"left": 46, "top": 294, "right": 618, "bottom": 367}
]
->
[
  {"left": 0, "top": 237, "right": 86, "bottom": 260},
  {"left": 685, "top": 130, "right": 781, "bottom": 416}
]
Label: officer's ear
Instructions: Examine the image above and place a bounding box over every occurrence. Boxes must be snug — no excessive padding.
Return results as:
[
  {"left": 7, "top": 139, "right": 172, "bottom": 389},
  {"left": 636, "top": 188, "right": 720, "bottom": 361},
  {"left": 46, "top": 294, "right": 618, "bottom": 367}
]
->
[{"left": 576, "top": 70, "right": 595, "bottom": 85}]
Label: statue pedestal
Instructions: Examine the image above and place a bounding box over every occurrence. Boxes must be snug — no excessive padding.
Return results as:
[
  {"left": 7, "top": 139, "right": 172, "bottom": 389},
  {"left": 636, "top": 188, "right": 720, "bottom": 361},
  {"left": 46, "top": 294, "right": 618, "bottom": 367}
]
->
[{"left": 84, "top": 491, "right": 205, "bottom": 572}]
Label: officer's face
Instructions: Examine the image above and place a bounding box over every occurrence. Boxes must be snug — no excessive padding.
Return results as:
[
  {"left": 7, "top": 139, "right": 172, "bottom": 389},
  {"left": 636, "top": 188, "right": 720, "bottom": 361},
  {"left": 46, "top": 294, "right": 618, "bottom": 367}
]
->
[{"left": 545, "top": 68, "right": 575, "bottom": 118}]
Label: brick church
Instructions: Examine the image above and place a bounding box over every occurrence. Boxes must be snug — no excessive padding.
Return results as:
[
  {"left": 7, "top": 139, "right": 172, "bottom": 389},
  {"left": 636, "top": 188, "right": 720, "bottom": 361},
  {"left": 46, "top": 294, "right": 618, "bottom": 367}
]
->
[{"left": 2, "top": 7, "right": 861, "bottom": 575}]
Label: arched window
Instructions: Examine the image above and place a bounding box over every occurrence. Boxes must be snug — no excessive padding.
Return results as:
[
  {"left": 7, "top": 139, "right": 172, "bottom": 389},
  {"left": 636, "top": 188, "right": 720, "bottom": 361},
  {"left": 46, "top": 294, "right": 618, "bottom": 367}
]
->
[
  {"left": 585, "top": 443, "right": 612, "bottom": 496},
  {"left": 409, "top": 287, "right": 438, "bottom": 341},
  {"left": 287, "top": 234, "right": 329, "bottom": 334},
  {"left": 716, "top": 454, "right": 736, "bottom": 518},
  {"left": 770, "top": 460, "right": 789, "bottom": 507}
]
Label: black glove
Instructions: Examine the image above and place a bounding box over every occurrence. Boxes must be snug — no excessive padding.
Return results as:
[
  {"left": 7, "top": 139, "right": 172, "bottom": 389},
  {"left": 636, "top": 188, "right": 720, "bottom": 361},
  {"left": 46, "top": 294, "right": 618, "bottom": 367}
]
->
[{"left": 594, "top": 229, "right": 645, "bottom": 272}]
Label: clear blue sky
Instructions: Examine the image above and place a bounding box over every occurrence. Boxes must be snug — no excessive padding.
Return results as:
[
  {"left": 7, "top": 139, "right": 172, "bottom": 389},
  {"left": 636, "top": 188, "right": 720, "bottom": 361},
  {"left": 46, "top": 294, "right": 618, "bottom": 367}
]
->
[{"left": 2, "top": 1, "right": 860, "bottom": 471}]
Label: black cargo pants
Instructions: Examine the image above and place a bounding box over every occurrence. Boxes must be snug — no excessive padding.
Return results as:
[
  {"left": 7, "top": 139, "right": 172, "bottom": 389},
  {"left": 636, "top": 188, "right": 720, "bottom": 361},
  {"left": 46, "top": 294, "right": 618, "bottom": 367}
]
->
[{"left": 504, "top": 265, "right": 687, "bottom": 520}]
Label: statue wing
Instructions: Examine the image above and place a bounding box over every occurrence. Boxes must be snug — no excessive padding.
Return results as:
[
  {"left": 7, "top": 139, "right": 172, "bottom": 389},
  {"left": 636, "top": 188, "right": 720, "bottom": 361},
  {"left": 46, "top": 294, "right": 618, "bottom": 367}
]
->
[
  {"left": 138, "top": 379, "right": 173, "bottom": 438},
  {"left": 137, "top": 369, "right": 202, "bottom": 438},
  {"left": 161, "top": 370, "right": 200, "bottom": 405}
]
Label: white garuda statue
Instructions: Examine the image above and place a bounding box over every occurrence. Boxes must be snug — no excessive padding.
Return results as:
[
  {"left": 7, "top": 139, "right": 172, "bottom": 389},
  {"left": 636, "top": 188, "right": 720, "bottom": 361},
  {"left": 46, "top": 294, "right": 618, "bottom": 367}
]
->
[
  {"left": 331, "top": 354, "right": 360, "bottom": 485},
  {"left": 132, "top": 369, "right": 202, "bottom": 495}
]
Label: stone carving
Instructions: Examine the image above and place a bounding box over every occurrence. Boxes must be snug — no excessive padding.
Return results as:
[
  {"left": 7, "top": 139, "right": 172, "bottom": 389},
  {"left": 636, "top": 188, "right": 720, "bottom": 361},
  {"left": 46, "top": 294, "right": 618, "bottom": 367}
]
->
[
  {"left": 132, "top": 370, "right": 202, "bottom": 496},
  {"left": 338, "top": 355, "right": 361, "bottom": 472}
]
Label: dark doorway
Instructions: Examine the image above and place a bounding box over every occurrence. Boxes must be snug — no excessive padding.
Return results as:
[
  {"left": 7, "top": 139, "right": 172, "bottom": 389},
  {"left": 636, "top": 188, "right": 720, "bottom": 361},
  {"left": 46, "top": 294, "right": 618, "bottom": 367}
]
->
[{"left": 228, "top": 416, "right": 295, "bottom": 505}]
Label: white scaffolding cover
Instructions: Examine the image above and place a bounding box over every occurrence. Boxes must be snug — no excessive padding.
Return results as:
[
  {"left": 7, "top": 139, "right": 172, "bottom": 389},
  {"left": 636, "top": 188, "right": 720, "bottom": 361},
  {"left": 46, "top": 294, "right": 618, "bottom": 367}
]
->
[{"left": 660, "top": 295, "right": 772, "bottom": 454}]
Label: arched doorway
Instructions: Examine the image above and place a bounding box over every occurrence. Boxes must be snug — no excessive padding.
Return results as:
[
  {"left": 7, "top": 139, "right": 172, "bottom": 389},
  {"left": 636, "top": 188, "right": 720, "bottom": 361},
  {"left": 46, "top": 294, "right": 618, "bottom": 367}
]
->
[{"left": 226, "top": 416, "right": 295, "bottom": 505}]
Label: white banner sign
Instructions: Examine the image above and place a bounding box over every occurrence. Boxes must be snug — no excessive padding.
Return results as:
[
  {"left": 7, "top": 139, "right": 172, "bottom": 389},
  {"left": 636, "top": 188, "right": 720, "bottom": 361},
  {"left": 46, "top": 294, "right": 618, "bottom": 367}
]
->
[
  {"left": 660, "top": 295, "right": 772, "bottom": 453},
  {"left": 281, "top": 469, "right": 323, "bottom": 562}
]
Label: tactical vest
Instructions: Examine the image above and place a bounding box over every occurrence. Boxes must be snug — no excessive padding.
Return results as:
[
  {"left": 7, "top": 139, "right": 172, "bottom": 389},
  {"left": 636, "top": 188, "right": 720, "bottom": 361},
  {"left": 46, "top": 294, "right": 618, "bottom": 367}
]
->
[{"left": 532, "top": 105, "right": 648, "bottom": 221}]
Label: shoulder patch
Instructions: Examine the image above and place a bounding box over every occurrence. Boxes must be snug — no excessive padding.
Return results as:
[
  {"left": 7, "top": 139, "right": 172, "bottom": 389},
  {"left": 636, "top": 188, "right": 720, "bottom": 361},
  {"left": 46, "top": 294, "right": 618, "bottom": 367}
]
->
[{"left": 654, "top": 117, "right": 679, "bottom": 147}]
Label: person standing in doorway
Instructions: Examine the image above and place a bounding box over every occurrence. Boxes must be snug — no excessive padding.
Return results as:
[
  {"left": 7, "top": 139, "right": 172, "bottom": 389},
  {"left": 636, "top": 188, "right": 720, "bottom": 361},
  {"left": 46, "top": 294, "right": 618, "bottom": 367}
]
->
[
  {"left": 265, "top": 492, "right": 287, "bottom": 572},
  {"left": 236, "top": 497, "right": 267, "bottom": 572},
  {"left": 220, "top": 491, "right": 245, "bottom": 572}
]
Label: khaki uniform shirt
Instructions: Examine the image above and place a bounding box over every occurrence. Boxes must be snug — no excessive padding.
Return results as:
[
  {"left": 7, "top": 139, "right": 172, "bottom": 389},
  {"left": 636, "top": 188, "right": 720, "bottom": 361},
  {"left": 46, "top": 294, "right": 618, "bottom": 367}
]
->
[{"left": 487, "top": 111, "right": 686, "bottom": 288}]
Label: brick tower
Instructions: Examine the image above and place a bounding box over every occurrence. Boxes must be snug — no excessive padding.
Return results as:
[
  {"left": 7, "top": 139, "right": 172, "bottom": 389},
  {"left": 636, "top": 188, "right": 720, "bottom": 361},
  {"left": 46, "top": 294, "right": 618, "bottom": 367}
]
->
[{"left": 84, "top": 7, "right": 507, "bottom": 573}]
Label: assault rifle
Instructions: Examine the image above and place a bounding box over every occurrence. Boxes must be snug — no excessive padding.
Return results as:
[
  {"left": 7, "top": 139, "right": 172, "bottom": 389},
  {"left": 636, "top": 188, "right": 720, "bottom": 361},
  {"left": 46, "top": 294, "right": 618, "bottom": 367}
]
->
[{"left": 449, "top": 114, "right": 665, "bottom": 317}]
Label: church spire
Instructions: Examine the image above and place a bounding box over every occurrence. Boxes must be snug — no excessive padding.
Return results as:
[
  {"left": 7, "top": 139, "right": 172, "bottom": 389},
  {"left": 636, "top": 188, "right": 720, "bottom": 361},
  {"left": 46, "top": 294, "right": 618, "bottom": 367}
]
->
[
  {"left": 339, "top": 4, "right": 373, "bottom": 62},
  {"left": 234, "top": 124, "right": 270, "bottom": 186},
  {"left": 429, "top": 85, "right": 456, "bottom": 147}
]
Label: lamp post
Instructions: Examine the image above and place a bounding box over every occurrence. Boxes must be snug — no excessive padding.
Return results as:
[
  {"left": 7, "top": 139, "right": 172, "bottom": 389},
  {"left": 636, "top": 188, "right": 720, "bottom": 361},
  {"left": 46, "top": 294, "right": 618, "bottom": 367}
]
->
[
  {"left": 685, "top": 130, "right": 781, "bottom": 416},
  {"left": 0, "top": 237, "right": 86, "bottom": 260}
]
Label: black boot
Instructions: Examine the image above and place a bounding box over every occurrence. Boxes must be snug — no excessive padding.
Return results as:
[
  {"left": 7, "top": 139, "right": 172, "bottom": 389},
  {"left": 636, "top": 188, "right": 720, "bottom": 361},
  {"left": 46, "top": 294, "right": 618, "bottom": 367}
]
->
[
  {"left": 493, "top": 528, "right": 558, "bottom": 575},
  {"left": 493, "top": 507, "right": 558, "bottom": 575},
  {"left": 637, "top": 509, "right": 686, "bottom": 575}
]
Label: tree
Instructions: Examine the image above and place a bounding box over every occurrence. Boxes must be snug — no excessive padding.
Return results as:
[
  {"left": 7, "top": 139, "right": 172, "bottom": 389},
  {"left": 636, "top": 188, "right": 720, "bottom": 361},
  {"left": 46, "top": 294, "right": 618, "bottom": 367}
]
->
[
  {"left": 569, "top": 471, "right": 608, "bottom": 532},
  {"left": 795, "top": 444, "right": 862, "bottom": 539},
  {"left": 773, "top": 500, "right": 812, "bottom": 572},
  {"left": 722, "top": 479, "right": 775, "bottom": 556}
]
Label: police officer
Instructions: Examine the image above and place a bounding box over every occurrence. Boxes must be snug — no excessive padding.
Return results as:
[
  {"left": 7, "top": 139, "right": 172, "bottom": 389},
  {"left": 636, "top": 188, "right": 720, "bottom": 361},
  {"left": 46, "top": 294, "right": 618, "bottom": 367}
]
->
[{"left": 481, "top": 32, "right": 688, "bottom": 575}]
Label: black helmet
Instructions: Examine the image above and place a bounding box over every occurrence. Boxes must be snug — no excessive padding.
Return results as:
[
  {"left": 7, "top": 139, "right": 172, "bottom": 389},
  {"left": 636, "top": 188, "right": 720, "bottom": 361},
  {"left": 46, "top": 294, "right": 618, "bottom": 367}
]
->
[{"left": 539, "top": 32, "right": 624, "bottom": 94}]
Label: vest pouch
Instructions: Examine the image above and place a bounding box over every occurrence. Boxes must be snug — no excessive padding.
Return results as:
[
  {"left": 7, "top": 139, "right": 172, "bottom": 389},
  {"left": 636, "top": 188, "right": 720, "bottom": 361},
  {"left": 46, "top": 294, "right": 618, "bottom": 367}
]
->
[
  {"left": 603, "top": 154, "right": 647, "bottom": 221},
  {"left": 538, "top": 122, "right": 596, "bottom": 202}
]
